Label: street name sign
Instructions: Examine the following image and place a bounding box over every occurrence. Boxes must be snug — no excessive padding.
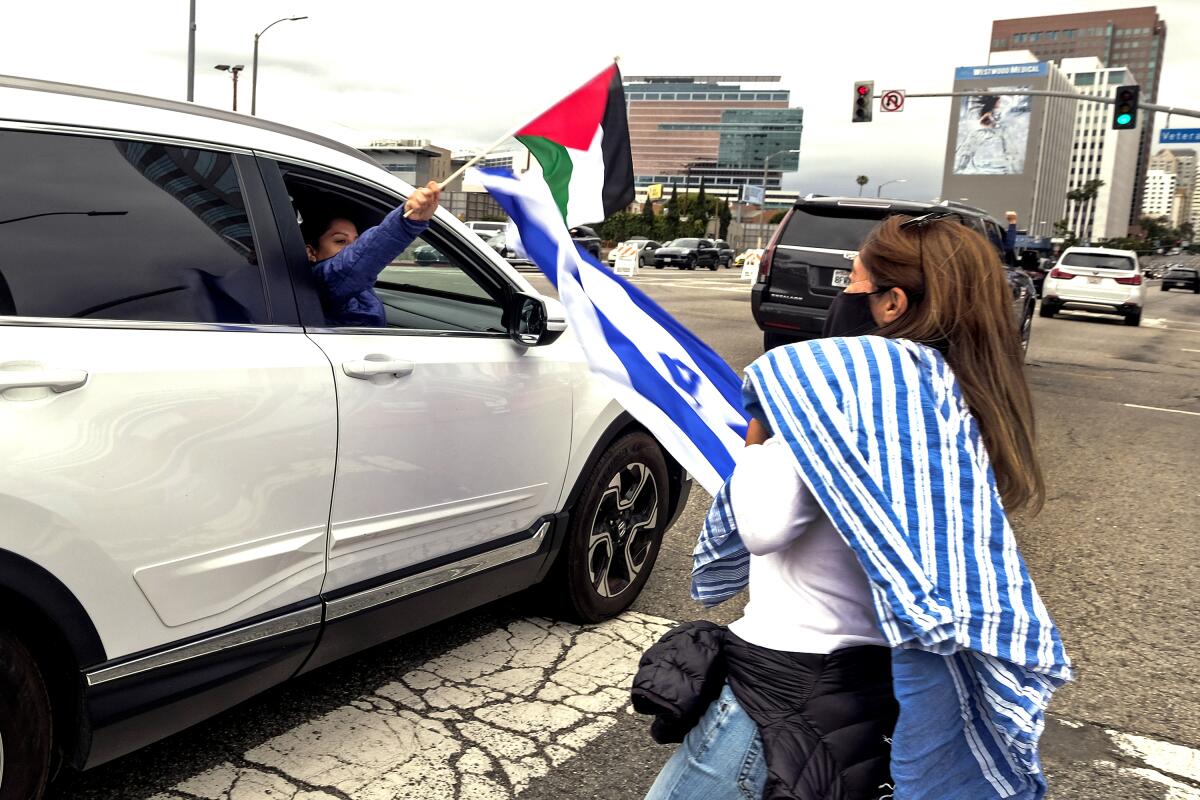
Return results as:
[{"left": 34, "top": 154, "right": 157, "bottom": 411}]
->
[{"left": 1160, "top": 129, "right": 1200, "bottom": 144}]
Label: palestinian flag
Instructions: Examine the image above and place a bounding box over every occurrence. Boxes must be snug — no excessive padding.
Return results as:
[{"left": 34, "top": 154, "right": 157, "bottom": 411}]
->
[{"left": 516, "top": 64, "right": 634, "bottom": 228}]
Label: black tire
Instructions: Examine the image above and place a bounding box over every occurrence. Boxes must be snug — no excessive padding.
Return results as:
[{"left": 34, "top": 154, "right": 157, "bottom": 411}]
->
[
  {"left": 1039, "top": 302, "right": 1056, "bottom": 318},
  {"left": 1193, "top": 285, "right": 1199, "bottom": 294},
  {"left": 0, "top": 630, "right": 52, "bottom": 800},
  {"left": 708, "top": 262, "right": 719, "bottom": 271},
  {"left": 1124, "top": 309, "right": 1142, "bottom": 327},
  {"left": 550, "top": 432, "right": 669, "bottom": 623},
  {"left": 1161, "top": 285, "right": 1169, "bottom": 291},
  {"left": 654, "top": 265, "right": 664, "bottom": 269},
  {"left": 1020, "top": 303, "right": 1034, "bottom": 355}
]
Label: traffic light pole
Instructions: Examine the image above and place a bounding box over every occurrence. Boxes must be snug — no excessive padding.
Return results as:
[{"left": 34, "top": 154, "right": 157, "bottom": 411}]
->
[{"left": 882, "top": 89, "right": 1200, "bottom": 119}]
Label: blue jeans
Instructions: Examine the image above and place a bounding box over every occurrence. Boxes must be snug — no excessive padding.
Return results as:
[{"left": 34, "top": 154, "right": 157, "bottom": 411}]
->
[{"left": 644, "top": 684, "right": 768, "bottom": 800}]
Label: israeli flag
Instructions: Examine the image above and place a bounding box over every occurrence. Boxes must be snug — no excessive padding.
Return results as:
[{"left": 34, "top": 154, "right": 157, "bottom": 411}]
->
[{"left": 473, "top": 168, "right": 748, "bottom": 493}]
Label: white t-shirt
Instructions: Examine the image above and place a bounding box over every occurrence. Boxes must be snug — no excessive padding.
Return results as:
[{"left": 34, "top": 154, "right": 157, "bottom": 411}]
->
[{"left": 726, "top": 438, "right": 888, "bottom": 654}]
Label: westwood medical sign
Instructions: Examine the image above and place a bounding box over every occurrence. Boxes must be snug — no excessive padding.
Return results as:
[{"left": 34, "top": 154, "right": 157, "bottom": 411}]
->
[{"left": 955, "top": 63, "right": 1049, "bottom": 81}]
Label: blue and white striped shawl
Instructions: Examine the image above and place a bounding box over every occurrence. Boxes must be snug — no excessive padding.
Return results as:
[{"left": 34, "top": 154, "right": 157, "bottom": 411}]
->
[{"left": 692, "top": 336, "right": 1071, "bottom": 799}]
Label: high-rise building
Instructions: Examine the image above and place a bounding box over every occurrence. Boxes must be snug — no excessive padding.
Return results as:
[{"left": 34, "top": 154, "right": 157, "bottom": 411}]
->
[
  {"left": 1142, "top": 169, "right": 1177, "bottom": 220},
  {"left": 990, "top": 7, "right": 1167, "bottom": 223},
  {"left": 940, "top": 58, "right": 1076, "bottom": 237},
  {"left": 1149, "top": 148, "right": 1196, "bottom": 227},
  {"left": 1060, "top": 58, "right": 1141, "bottom": 241},
  {"left": 622, "top": 75, "right": 803, "bottom": 207},
  {"left": 361, "top": 140, "right": 452, "bottom": 188}
]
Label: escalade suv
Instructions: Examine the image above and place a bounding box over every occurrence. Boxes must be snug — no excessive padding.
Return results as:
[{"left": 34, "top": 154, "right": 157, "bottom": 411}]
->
[
  {"left": 750, "top": 196, "right": 1036, "bottom": 353},
  {"left": 0, "top": 75, "right": 690, "bottom": 797}
]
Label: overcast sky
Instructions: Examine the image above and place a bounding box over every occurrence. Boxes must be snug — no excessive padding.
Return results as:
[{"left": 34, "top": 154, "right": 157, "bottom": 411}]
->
[{"left": 4, "top": 1, "right": 1198, "bottom": 202}]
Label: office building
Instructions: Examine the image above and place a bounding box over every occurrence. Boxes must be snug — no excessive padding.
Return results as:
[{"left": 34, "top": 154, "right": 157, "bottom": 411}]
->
[
  {"left": 939, "top": 58, "right": 1076, "bottom": 237},
  {"left": 1060, "top": 58, "right": 1140, "bottom": 241},
  {"left": 1148, "top": 148, "right": 1196, "bottom": 227},
  {"left": 1142, "top": 170, "right": 1177, "bottom": 220},
  {"left": 361, "top": 140, "right": 452, "bottom": 188},
  {"left": 622, "top": 75, "right": 803, "bottom": 207},
  {"left": 989, "top": 7, "right": 1168, "bottom": 222}
]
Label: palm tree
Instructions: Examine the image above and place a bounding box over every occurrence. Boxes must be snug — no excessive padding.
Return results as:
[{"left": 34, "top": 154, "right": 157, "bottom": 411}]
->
[
  {"left": 856, "top": 175, "right": 869, "bottom": 197},
  {"left": 1066, "top": 179, "right": 1105, "bottom": 243}
]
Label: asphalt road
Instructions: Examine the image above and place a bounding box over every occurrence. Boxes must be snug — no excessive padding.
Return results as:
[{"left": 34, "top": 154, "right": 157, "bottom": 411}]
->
[{"left": 57, "top": 266, "right": 1200, "bottom": 800}]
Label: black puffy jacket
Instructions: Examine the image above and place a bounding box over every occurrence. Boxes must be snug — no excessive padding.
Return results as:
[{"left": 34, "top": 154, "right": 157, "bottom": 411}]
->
[{"left": 632, "top": 622, "right": 898, "bottom": 800}]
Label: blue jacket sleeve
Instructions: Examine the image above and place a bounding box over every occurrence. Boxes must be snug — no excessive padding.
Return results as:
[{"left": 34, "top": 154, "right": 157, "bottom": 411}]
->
[{"left": 311, "top": 207, "right": 430, "bottom": 305}]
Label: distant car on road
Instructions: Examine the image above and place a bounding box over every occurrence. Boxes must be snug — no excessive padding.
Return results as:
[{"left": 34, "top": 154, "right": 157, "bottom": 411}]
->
[
  {"left": 653, "top": 238, "right": 720, "bottom": 270},
  {"left": 465, "top": 220, "right": 507, "bottom": 239},
  {"left": 1161, "top": 266, "right": 1200, "bottom": 293},
  {"left": 484, "top": 231, "right": 531, "bottom": 265},
  {"left": 751, "top": 196, "right": 1036, "bottom": 352},
  {"left": 712, "top": 239, "right": 735, "bottom": 268},
  {"left": 569, "top": 225, "right": 602, "bottom": 260},
  {"left": 1041, "top": 246, "right": 1146, "bottom": 326},
  {"left": 607, "top": 238, "right": 661, "bottom": 267}
]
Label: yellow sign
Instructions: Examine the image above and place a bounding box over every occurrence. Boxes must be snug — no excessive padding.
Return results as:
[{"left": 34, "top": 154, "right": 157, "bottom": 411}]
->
[{"left": 646, "top": 183, "right": 663, "bottom": 201}]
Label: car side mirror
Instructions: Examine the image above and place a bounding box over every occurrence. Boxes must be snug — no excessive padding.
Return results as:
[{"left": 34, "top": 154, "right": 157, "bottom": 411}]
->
[{"left": 504, "top": 292, "right": 565, "bottom": 347}]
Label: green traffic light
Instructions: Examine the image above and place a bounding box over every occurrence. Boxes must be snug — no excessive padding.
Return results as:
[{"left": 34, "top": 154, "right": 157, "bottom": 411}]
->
[{"left": 1117, "top": 113, "right": 1133, "bottom": 125}]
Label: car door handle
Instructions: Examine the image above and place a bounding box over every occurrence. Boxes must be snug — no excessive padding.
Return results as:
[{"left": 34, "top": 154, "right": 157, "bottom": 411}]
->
[
  {"left": 0, "top": 369, "right": 88, "bottom": 393},
  {"left": 342, "top": 357, "right": 415, "bottom": 380}
]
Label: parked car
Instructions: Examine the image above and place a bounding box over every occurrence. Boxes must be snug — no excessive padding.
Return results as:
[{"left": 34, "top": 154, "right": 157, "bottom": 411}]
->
[
  {"left": 653, "top": 238, "right": 720, "bottom": 270},
  {"left": 712, "top": 239, "right": 735, "bottom": 268},
  {"left": 1018, "top": 252, "right": 1048, "bottom": 297},
  {"left": 0, "top": 75, "right": 692, "bottom": 797},
  {"left": 1041, "top": 246, "right": 1146, "bottom": 325},
  {"left": 751, "top": 197, "right": 1036, "bottom": 352},
  {"left": 465, "top": 220, "right": 507, "bottom": 239},
  {"left": 484, "top": 230, "right": 532, "bottom": 265},
  {"left": 1161, "top": 266, "right": 1200, "bottom": 292},
  {"left": 569, "top": 225, "right": 602, "bottom": 259},
  {"left": 607, "top": 238, "right": 661, "bottom": 267}
]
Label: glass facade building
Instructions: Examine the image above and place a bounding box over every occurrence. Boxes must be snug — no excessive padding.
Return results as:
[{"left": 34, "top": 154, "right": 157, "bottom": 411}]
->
[{"left": 623, "top": 76, "right": 803, "bottom": 202}]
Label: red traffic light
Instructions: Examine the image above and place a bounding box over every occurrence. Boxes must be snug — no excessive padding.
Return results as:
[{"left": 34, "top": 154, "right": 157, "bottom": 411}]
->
[{"left": 857, "top": 85, "right": 870, "bottom": 96}]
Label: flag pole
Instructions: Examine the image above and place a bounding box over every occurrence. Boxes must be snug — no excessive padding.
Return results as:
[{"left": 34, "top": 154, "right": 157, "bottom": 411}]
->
[{"left": 405, "top": 57, "right": 622, "bottom": 218}]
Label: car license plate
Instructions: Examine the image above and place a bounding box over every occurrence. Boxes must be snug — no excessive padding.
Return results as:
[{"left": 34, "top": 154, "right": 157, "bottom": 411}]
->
[
  {"left": 832, "top": 270, "right": 851, "bottom": 287},
  {"left": 1087, "top": 276, "right": 1101, "bottom": 284}
]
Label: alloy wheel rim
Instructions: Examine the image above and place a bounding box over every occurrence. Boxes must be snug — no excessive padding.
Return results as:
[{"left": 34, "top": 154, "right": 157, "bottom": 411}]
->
[{"left": 587, "top": 462, "right": 659, "bottom": 598}]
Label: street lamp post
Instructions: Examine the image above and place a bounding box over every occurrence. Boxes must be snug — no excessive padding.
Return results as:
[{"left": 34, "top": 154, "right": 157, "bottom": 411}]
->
[
  {"left": 758, "top": 149, "right": 800, "bottom": 247},
  {"left": 876, "top": 178, "right": 907, "bottom": 198},
  {"left": 214, "top": 65, "right": 245, "bottom": 111},
  {"left": 252, "top": 16, "right": 308, "bottom": 116}
]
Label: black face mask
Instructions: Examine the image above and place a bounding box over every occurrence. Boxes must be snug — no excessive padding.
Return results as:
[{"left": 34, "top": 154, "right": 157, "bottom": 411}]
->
[{"left": 822, "top": 290, "right": 881, "bottom": 338}]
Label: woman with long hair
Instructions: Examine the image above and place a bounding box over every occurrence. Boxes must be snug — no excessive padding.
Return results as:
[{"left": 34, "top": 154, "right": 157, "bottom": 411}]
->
[{"left": 639, "top": 212, "right": 1070, "bottom": 800}]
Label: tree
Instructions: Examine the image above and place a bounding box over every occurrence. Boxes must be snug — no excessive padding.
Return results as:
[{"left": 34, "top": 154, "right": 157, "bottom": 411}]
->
[
  {"left": 718, "top": 199, "right": 732, "bottom": 240},
  {"left": 1066, "top": 179, "right": 1104, "bottom": 243},
  {"left": 769, "top": 210, "right": 788, "bottom": 224},
  {"left": 1053, "top": 218, "right": 1078, "bottom": 249},
  {"left": 641, "top": 198, "right": 655, "bottom": 228},
  {"left": 856, "top": 175, "right": 869, "bottom": 197},
  {"left": 695, "top": 178, "right": 709, "bottom": 236},
  {"left": 665, "top": 183, "right": 680, "bottom": 240}
]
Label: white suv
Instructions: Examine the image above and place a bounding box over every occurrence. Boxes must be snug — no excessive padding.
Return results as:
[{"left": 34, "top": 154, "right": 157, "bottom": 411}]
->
[
  {"left": 1040, "top": 246, "right": 1146, "bottom": 326},
  {"left": 0, "top": 76, "right": 689, "bottom": 797}
]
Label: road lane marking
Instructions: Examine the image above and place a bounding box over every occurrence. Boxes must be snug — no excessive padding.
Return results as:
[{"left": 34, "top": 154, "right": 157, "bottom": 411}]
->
[
  {"left": 1182, "top": 348, "right": 1200, "bottom": 353},
  {"left": 1124, "top": 404, "right": 1200, "bottom": 417}
]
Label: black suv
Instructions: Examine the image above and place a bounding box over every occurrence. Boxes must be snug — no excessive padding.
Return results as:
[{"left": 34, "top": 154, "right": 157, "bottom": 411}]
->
[
  {"left": 569, "top": 225, "right": 602, "bottom": 259},
  {"left": 653, "top": 238, "right": 720, "bottom": 270},
  {"left": 751, "top": 197, "right": 1036, "bottom": 353},
  {"left": 712, "top": 239, "right": 735, "bottom": 268}
]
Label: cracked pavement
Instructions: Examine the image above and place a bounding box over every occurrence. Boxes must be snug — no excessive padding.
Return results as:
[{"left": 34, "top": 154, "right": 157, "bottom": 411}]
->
[{"left": 143, "top": 613, "right": 674, "bottom": 800}]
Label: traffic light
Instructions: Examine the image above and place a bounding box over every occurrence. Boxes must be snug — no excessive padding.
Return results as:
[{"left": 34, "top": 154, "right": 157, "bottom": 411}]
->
[
  {"left": 853, "top": 81, "right": 874, "bottom": 123},
  {"left": 1112, "top": 85, "right": 1139, "bottom": 130}
]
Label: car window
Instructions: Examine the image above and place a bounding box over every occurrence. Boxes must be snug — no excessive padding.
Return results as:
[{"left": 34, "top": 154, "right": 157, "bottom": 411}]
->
[
  {"left": 0, "top": 130, "right": 268, "bottom": 324},
  {"left": 283, "top": 170, "right": 505, "bottom": 333},
  {"left": 778, "top": 207, "right": 886, "bottom": 251},
  {"left": 1166, "top": 268, "right": 1196, "bottom": 277},
  {"left": 1061, "top": 252, "right": 1136, "bottom": 270},
  {"left": 380, "top": 231, "right": 505, "bottom": 333}
]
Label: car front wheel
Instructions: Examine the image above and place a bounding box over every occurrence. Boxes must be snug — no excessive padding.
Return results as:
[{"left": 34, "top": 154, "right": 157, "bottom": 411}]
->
[
  {"left": 552, "top": 432, "right": 668, "bottom": 622},
  {"left": 0, "top": 629, "right": 52, "bottom": 800}
]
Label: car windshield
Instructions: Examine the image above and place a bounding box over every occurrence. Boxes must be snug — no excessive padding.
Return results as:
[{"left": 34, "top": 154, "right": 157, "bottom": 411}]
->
[
  {"left": 668, "top": 239, "right": 701, "bottom": 248},
  {"left": 1061, "top": 252, "right": 1136, "bottom": 270},
  {"left": 779, "top": 207, "right": 889, "bottom": 252}
]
